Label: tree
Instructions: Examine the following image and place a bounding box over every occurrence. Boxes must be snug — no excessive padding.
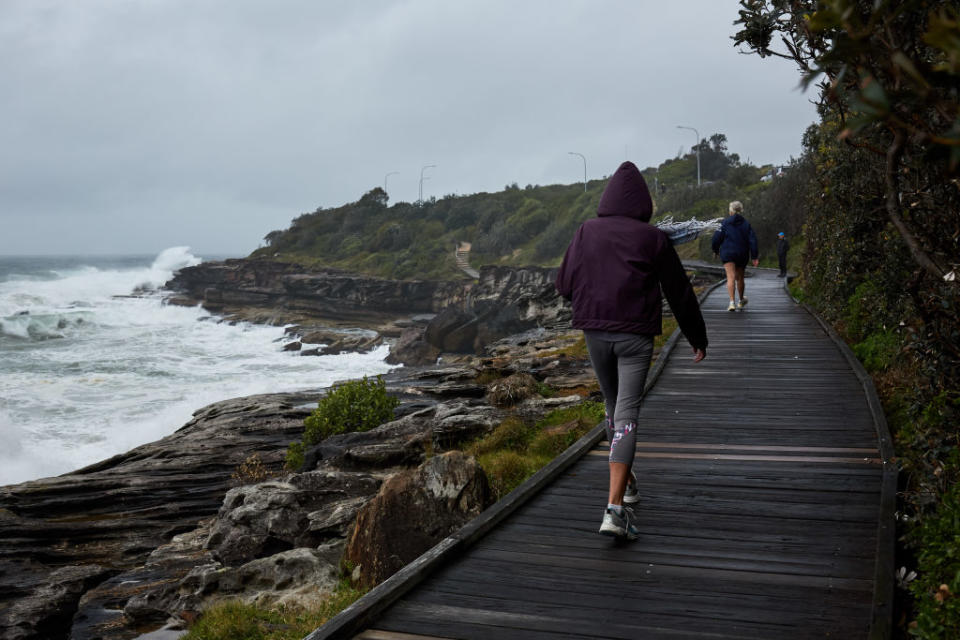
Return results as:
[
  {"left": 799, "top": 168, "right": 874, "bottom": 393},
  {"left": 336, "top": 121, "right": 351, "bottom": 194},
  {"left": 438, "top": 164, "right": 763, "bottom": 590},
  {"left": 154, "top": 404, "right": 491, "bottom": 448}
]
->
[
  {"left": 733, "top": 0, "right": 960, "bottom": 279},
  {"left": 358, "top": 186, "right": 389, "bottom": 208},
  {"left": 692, "top": 133, "right": 742, "bottom": 181},
  {"left": 263, "top": 230, "right": 284, "bottom": 247}
]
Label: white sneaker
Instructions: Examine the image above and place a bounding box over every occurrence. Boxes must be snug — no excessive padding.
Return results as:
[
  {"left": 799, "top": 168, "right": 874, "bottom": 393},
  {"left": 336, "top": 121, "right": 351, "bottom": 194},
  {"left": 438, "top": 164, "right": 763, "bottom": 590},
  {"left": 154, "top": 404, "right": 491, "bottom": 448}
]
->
[
  {"left": 727, "top": 301, "right": 736, "bottom": 312},
  {"left": 623, "top": 471, "right": 640, "bottom": 504},
  {"left": 599, "top": 506, "right": 640, "bottom": 539},
  {"left": 738, "top": 297, "right": 748, "bottom": 309}
]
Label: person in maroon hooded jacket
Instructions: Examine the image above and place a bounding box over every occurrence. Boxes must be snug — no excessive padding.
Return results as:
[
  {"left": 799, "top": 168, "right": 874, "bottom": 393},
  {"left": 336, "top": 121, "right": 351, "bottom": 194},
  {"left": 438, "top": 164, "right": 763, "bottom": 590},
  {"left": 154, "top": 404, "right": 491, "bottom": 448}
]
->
[{"left": 556, "top": 161, "right": 708, "bottom": 540}]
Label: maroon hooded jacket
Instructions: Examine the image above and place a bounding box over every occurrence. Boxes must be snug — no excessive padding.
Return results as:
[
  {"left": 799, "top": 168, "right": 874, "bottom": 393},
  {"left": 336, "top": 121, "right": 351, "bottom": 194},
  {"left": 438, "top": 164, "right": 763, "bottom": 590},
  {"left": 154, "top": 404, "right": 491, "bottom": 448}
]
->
[{"left": 555, "top": 161, "right": 708, "bottom": 351}]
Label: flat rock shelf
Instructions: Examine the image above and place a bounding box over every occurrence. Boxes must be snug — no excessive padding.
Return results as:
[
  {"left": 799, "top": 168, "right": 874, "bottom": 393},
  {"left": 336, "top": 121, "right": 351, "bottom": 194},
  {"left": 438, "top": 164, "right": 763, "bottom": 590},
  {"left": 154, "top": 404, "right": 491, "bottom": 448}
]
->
[{"left": 320, "top": 270, "right": 894, "bottom": 640}]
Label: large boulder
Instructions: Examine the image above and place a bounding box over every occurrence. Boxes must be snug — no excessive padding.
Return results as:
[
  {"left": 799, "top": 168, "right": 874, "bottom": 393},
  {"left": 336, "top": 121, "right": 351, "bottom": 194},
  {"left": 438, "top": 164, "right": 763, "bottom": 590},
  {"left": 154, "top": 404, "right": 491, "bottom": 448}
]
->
[
  {"left": 385, "top": 326, "right": 441, "bottom": 366},
  {"left": 424, "top": 308, "right": 478, "bottom": 353},
  {"left": 205, "top": 471, "right": 381, "bottom": 567},
  {"left": 344, "top": 451, "right": 490, "bottom": 588}
]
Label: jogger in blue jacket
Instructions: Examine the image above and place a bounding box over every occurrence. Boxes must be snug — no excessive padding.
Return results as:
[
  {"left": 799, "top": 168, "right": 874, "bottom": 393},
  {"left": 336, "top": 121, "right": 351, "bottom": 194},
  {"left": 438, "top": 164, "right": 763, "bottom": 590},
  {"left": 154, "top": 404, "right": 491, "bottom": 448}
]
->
[{"left": 711, "top": 201, "right": 759, "bottom": 311}]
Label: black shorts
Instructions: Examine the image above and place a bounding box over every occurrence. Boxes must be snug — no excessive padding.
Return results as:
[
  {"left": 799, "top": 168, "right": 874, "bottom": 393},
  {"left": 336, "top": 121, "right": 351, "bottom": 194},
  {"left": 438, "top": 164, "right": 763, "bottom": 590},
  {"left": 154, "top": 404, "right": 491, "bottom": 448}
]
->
[{"left": 724, "top": 256, "right": 748, "bottom": 269}]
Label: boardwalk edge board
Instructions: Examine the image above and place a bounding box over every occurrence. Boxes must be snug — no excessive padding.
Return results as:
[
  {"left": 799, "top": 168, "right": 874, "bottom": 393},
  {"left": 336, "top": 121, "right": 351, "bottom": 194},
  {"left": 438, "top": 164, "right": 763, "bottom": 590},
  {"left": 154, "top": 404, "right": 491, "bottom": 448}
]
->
[
  {"left": 305, "top": 277, "right": 726, "bottom": 640},
  {"left": 783, "top": 276, "right": 896, "bottom": 640}
]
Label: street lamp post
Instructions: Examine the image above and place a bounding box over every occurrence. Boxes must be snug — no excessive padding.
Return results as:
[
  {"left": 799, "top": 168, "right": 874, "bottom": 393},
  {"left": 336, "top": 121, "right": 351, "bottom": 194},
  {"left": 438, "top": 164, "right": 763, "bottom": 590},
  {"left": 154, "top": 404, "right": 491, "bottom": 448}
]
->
[
  {"left": 384, "top": 171, "right": 399, "bottom": 192},
  {"left": 419, "top": 164, "right": 436, "bottom": 203},
  {"left": 568, "top": 152, "right": 586, "bottom": 192},
  {"left": 676, "top": 125, "right": 701, "bottom": 186}
]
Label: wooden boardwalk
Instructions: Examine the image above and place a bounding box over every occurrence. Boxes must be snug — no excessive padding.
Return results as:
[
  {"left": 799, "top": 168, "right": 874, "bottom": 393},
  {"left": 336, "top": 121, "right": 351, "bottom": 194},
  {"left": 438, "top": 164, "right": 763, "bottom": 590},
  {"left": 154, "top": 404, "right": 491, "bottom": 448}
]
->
[{"left": 316, "top": 271, "right": 895, "bottom": 640}]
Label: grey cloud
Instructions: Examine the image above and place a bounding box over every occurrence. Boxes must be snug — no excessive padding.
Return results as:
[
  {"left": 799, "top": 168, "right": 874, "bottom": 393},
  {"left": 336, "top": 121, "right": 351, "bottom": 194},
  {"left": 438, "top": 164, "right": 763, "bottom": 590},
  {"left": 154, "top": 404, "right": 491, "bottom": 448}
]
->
[{"left": 0, "top": 0, "right": 816, "bottom": 256}]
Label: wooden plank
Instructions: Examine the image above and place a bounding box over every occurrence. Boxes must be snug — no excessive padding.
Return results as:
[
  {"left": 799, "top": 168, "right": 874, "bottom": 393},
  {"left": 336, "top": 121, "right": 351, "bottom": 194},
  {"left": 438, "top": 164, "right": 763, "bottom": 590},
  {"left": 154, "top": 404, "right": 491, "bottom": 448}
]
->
[
  {"left": 375, "top": 601, "right": 786, "bottom": 640},
  {"left": 406, "top": 581, "right": 870, "bottom": 634},
  {"left": 587, "top": 450, "right": 882, "bottom": 464},
  {"left": 427, "top": 557, "right": 873, "bottom": 606},
  {"left": 633, "top": 442, "right": 878, "bottom": 454},
  {"left": 354, "top": 631, "right": 455, "bottom": 640}
]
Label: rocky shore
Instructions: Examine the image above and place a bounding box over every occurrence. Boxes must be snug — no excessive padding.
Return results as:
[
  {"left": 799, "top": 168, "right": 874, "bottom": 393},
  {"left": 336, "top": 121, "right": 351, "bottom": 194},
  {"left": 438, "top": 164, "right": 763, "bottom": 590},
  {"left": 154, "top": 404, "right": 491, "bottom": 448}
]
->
[
  {"left": 0, "top": 258, "right": 713, "bottom": 639},
  {"left": 164, "top": 259, "right": 570, "bottom": 366}
]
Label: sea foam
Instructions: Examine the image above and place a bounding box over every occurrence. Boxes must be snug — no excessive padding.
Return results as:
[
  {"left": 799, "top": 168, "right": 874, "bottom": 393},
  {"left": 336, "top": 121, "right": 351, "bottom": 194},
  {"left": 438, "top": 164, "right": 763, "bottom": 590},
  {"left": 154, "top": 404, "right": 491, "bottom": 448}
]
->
[{"left": 0, "top": 249, "right": 396, "bottom": 486}]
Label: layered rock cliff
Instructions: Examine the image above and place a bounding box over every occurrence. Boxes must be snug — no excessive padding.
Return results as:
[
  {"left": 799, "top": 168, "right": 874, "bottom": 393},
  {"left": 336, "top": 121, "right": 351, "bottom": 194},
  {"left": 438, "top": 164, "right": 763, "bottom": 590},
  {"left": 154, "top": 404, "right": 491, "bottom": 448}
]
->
[
  {"left": 165, "top": 259, "right": 571, "bottom": 364},
  {"left": 164, "top": 259, "right": 468, "bottom": 328}
]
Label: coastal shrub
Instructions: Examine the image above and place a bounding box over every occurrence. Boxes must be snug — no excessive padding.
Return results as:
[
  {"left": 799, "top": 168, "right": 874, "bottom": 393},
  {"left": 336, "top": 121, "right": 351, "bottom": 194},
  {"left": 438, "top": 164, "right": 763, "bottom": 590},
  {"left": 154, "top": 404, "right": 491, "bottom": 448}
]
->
[
  {"left": 286, "top": 376, "right": 398, "bottom": 470},
  {"left": 851, "top": 331, "right": 901, "bottom": 374},
  {"left": 303, "top": 375, "right": 398, "bottom": 445}
]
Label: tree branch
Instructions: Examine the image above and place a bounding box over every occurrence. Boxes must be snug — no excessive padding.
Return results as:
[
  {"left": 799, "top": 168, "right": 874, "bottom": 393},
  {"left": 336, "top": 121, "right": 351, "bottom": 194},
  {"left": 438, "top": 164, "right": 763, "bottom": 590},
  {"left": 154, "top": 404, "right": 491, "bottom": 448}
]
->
[{"left": 885, "top": 130, "right": 946, "bottom": 279}]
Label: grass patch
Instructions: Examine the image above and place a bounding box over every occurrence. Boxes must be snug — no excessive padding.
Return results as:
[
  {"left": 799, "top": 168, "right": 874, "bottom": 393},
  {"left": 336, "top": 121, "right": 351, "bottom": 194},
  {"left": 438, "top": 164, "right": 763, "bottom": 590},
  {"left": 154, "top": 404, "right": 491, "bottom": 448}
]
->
[
  {"left": 535, "top": 382, "right": 558, "bottom": 398},
  {"left": 465, "top": 401, "right": 604, "bottom": 499},
  {"left": 537, "top": 335, "right": 588, "bottom": 359},
  {"left": 474, "top": 369, "right": 506, "bottom": 385},
  {"left": 182, "top": 578, "right": 366, "bottom": 640},
  {"left": 655, "top": 316, "right": 679, "bottom": 350}
]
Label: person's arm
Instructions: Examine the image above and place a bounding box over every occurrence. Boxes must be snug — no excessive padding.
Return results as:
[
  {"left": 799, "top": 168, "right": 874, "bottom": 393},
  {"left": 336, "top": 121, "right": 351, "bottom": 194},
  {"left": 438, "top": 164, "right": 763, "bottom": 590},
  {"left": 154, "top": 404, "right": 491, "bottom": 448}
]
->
[
  {"left": 749, "top": 225, "right": 759, "bottom": 260},
  {"left": 555, "top": 227, "right": 581, "bottom": 300},
  {"left": 655, "top": 236, "right": 707, "bottom": 353},
  {"left": 711, "top": 228, "right": 723, "bottom": 255}
]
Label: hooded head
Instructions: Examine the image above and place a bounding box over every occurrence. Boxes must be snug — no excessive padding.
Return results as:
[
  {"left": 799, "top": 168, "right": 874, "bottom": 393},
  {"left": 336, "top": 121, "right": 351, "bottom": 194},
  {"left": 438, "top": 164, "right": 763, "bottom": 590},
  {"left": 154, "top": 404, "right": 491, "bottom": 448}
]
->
[{"left": 597, "top": 161, "right": 653, "bottom": 222}]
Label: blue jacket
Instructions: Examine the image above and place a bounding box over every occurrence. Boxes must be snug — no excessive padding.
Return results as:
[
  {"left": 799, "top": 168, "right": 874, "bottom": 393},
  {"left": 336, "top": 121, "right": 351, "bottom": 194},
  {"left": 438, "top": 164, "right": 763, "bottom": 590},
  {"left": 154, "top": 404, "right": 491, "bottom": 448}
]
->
[{"left": 711, "top": 214, "right": 758, "bottom": 263}]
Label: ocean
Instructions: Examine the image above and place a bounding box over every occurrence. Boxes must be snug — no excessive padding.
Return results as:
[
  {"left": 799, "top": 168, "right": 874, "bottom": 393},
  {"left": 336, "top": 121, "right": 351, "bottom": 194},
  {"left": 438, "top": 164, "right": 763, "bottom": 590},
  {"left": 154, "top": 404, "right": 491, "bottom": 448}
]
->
[{"left": 0, "top": 248, "right": 396, "bottom": 486}]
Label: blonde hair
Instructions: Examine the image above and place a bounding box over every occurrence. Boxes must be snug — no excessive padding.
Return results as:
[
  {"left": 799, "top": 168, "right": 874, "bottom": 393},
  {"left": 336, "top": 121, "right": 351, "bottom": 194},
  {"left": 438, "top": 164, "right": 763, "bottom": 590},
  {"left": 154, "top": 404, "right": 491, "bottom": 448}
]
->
[{"left": 728, "top": 201, "right": 743, "bottom": 214}]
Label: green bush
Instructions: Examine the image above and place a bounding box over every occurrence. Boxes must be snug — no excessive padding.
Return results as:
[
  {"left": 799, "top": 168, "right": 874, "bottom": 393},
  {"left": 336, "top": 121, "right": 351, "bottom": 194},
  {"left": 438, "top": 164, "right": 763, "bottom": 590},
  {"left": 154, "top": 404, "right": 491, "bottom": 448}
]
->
[
  {"left": 852, "top": 331, "right": 901, "bottom": 373},
  {"left": 908, "top": 479, "right": 960, "bottom": 638},
  {"left": 286, "top": 376, "right": 398, "bottom": 470},
  {"left": 304, "top": 376, "right": 398, "bottom": 445}
]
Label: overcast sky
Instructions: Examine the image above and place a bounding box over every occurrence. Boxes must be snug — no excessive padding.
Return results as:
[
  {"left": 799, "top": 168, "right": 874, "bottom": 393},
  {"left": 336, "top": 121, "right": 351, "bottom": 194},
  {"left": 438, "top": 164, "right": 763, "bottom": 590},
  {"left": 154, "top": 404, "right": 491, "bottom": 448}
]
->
[{"left": 1, "top": 0, "right": 817, "bottom": 257}]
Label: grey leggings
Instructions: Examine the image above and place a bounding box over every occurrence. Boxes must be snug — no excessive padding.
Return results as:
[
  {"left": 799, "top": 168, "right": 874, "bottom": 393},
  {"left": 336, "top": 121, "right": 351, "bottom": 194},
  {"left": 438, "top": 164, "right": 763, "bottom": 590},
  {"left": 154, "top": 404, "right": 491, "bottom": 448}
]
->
[{"left": 584, "top": 332, "right": 654, "bottom": 465}]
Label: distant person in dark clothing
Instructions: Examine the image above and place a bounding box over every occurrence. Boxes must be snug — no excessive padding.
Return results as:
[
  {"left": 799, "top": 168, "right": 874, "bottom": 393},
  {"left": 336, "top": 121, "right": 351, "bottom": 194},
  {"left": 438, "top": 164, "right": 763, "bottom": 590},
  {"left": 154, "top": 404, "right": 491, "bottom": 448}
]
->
[
  {"left": 556, "top": 161, "right": 708, "bottom": 540},
  {"left": 711, "top": 201, "right": 759, "bottom": 311},
  {"left": 777, "top": 232, "right": 790, "bottom": 277}
]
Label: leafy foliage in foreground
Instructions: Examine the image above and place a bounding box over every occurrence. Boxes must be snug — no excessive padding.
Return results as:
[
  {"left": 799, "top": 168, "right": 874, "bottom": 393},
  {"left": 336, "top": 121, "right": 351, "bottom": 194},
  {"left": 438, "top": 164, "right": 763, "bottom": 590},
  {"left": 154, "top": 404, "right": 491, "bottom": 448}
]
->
[
  {"left": 735, "top": 1, "right": 960, "bottom": 633},
  {"left": 286, "top": 376, "right": 398, "bottom": 470}
]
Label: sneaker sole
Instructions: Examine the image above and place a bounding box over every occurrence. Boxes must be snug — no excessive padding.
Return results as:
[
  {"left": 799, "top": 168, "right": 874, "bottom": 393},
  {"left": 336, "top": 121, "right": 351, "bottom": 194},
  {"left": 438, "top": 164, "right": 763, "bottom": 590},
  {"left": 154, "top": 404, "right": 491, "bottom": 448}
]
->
[
  {"left": 623, "top": 493, "right": 640, "bottom": 504},
  {"left": 599, "top": 525, "right": 639, "bottom": 540}
]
